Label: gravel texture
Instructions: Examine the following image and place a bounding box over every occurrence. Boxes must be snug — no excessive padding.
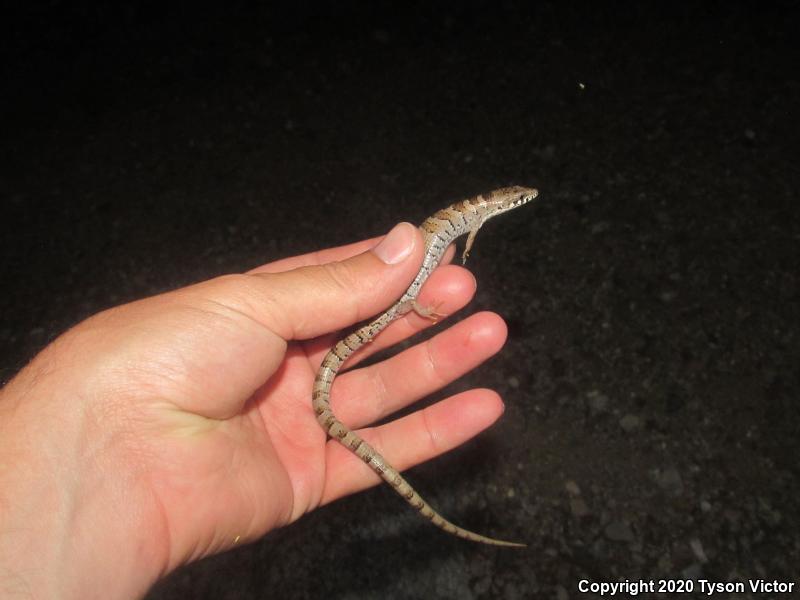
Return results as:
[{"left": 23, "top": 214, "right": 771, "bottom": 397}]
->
[{"left": 2, "top": 2, "right": 798, "bottom": 599}]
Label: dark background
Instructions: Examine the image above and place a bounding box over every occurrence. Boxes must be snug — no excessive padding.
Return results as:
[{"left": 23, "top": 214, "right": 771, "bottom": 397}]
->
[{"left": 2, "top": 2, "right": 798, "bottom": 598}]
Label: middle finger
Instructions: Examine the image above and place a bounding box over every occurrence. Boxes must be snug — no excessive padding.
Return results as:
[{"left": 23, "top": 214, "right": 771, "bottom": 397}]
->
[{"left": 327, "top": 311, "right": 508, "bottom": 430}]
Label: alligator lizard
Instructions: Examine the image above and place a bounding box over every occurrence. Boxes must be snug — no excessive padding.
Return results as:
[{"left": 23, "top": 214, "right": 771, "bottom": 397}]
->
[{"left": 312, "top": 186, "right": 538, "bottom": 547}]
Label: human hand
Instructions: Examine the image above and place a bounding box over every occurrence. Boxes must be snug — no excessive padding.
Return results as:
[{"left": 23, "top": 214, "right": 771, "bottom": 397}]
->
[{"left": 0, "top": 223, "right": 509, "bottom": 599}]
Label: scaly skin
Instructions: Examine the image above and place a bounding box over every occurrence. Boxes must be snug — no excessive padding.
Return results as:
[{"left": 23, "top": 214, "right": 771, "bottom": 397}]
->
[{"left": 312, "top": 186, "right": 539, "bottom": 547}]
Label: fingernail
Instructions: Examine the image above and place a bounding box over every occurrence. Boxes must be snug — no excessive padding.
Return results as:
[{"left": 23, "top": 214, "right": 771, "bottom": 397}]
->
[{"left": 372, "top": 222, "right": 416, "bottom": 264}]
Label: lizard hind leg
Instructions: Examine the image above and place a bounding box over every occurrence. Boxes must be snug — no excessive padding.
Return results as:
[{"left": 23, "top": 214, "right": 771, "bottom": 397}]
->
[
  {"left": 397, "top": 299, "right": 446, "bottom": 323},
  {"left": 356, "top": 437, "right": 525, "bottom": 548},
  {"left": 461, "top": 225, "right": 483, "bottom": 264}
]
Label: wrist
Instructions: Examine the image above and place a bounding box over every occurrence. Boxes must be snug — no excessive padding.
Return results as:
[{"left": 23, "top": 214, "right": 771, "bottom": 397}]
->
[{"left": 0, "top": 343, "right": 168, "bottom": 599}]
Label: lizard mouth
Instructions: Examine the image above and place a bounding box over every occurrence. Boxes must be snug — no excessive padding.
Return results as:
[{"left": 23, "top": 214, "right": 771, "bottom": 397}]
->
[{"left": 515, "top": 189, "right": 538, "bottom": 206}]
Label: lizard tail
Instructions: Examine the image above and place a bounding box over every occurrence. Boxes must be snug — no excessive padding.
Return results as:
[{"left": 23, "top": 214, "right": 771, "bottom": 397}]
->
[{"left": 337, "top": 421, "right": 525, "bottom": 548}]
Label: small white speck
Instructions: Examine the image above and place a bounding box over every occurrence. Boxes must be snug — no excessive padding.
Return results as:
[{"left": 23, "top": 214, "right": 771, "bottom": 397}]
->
[{"left": 689, "top": 538, "right": 708, "bottom": 563}]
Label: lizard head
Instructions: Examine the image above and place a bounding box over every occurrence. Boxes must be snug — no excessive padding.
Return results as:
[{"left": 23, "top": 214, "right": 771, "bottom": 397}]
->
[{"left": 482, "top": 186, "right": 539, "bottom": 217}]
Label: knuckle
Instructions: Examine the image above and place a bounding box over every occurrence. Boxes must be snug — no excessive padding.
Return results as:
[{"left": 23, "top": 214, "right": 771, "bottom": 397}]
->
[
  {"left": 423, "top": 338, "right": 447, "bottom": 385},
  {"left": 320, "top": 260, "right": 361, "bottom": 296},
  {"left": 318, "top": 261, "right": 363, "bottom": 322},
  {"left": 419, "top": 406, "right": 443, "bottom": 453},
  {"left": 368, "top": 367, "right": 390, "bottom": 418}
]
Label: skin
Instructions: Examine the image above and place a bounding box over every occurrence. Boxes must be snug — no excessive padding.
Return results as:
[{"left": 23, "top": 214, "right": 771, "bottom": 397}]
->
[{"left": 0, "top": 222, "right": 509, "bottom": 599}]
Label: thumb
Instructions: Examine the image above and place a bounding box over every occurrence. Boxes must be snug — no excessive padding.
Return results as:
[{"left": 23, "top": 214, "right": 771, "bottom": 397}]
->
[{"left": 241, "top": 221, "right": 426, "bottom": 341}]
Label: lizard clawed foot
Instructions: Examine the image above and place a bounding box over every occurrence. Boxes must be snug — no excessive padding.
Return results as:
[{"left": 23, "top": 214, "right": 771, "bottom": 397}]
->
[
  {"left": 397, "top": 299, "right": 447, "bottom": 323},
  {"left": 410, "top": 300, "right": 446, "bottom": 323}
]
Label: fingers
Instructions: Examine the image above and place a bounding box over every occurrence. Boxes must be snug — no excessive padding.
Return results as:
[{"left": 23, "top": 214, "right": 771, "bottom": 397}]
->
[
  {"left": 231, "top": 224, "right": 461, "bottom": 342},
  {"left": 302, "top": 260, "right": 473, "bottom": 370},
  {"left": 329, "top": 312, "right": 508, "bottom": 429},
  {"left": 319, "top": 388, "right": 505, "bottom": 504}
]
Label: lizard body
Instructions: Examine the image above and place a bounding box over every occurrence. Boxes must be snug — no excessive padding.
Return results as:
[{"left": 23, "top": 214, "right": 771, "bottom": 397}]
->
[{"left": 312, "top": 186, "right": 538, "bottom": 547}]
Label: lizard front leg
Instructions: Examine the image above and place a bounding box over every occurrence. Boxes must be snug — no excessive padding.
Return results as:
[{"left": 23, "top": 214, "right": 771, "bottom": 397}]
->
[{"left": 462, "top": 225, "right": 482, "bottom": 264}]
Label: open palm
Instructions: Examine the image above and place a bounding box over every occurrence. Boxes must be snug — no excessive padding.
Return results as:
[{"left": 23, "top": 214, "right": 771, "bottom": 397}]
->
[{"left": 61, "top": 228, "right": 509, "bottom": 576}]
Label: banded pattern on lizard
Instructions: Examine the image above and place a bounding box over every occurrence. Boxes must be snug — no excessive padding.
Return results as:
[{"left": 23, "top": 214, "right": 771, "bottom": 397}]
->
[{"left": 312, "top": 186, "right": 538, "bottom": 547}]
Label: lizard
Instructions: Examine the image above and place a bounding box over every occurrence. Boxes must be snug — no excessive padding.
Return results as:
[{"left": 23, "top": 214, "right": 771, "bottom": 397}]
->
[{"left": 312, "top": 186, "right": 539, "bottom": 547}]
